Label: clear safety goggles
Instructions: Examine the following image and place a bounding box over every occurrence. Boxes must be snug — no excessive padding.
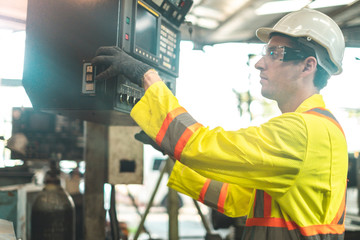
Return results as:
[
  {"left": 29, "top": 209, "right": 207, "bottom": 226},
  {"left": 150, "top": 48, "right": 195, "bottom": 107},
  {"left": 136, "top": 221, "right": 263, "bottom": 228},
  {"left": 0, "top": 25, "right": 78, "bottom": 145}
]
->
[{"left": 261, "top": 45, "right": 310, "bottom": 62}]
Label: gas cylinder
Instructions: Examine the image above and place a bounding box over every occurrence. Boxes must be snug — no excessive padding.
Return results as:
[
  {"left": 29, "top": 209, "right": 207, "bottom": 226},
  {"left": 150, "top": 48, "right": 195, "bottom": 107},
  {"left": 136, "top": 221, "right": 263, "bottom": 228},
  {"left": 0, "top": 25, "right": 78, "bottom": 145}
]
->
[{"left": 31, "top": 167, "right": 75, "bottom": 240}]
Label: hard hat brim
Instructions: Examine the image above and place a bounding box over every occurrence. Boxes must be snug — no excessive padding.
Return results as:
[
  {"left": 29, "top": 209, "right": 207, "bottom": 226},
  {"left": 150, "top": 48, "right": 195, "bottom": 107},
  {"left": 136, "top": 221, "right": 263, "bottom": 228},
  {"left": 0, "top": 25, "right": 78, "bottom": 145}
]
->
[
  {"left": 256, "top": 27, "right": 303, "bottom": 43},
  {"left": 256, "top": 27, "right": 274, "bottom": 43}
]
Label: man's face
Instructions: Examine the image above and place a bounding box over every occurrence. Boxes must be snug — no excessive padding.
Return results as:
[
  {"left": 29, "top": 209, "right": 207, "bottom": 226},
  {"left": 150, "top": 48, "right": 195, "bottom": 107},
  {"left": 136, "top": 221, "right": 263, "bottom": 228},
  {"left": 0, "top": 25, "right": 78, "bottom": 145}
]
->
[{"left": 255, "top": 35, "right": 305, "bottom": 103}]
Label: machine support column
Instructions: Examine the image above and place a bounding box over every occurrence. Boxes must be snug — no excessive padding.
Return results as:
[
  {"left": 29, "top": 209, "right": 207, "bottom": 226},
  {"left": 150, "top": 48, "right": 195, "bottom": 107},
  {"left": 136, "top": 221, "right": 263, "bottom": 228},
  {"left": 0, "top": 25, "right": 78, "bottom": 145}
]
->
[{"left": 84, "top": 122, "right": 108, "bottom": 240}]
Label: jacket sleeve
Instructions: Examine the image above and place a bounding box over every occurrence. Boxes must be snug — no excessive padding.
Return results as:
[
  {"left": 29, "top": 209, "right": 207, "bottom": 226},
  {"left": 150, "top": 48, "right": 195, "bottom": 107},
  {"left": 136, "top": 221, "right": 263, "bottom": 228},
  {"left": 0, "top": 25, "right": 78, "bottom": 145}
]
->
[
  {"left": 131, "top": 82, "right": 307, "bottom": 198},
  {"left": 167, "top": 160, "right": 253, "bottom": 218}
]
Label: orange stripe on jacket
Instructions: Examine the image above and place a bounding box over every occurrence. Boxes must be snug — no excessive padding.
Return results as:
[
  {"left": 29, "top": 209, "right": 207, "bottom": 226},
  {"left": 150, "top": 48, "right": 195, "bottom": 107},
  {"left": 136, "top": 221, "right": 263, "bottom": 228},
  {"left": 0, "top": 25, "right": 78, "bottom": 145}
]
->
[
  {"left": 246, "top": 217, "right": 345, "bottom": 236},
  {"left": 331, "top": 189, "right": 346, "bottom": 225},
  {"left": 156, "top": 107, "right": 187, "bottom": 145},
  {"left": 198, "top": 179, "right": 211, "bottom": 203},
  {"left": 174, "top": 122, "right": 203, "bottom": 160},
  {"left": 217, "top": 183, "right": 229, "bottom": 214},
  {"left": 299, "top": 224, "right": 344, "bottom": 236},
  {"left": 263, "top": 191, "right": 272, "bottom": 218},
  {"left": 305, "top": 108, "right": 345, "bottom": 136}
]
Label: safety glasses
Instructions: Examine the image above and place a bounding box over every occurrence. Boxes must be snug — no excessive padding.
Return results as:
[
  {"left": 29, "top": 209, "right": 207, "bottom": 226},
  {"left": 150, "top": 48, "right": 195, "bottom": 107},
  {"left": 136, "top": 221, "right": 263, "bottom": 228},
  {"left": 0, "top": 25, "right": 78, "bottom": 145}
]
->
[{"left": 261, "top": 45, "right": 310, "bottom": 62}]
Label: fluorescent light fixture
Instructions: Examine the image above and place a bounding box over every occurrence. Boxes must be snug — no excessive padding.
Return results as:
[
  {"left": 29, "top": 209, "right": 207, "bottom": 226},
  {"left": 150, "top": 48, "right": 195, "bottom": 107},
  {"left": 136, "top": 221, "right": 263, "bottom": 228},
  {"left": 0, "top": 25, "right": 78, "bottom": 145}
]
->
[
  {"left": 192, "top": 6, "right": 225, "bottom": 21},
  {"left": 255, "top": 0, "right": 357, "bottom": 15},
  {"left": 308, "top": 0, "right": 357, "bottom": 8},
  {"left": 255, "top": 0, "right": 309, "bottom": 15},
  {"left": 196, "top": 17, "right": 219, "bottom": 29},
  {"left": 184, "top": 15, "right": 219, "bottom": 29},
  {"left": 185, "top": 14, "right": 197, "bottom": 24}
]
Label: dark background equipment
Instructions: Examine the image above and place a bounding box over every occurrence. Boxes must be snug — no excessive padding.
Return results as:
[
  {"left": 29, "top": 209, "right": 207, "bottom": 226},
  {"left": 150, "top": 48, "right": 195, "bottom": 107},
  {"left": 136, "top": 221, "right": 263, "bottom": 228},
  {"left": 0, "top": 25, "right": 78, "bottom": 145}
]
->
[
  {"left": 31, "top": 161, "right": 76, "bottom": 240},
  {"left": 22, "top": 0, "right": 192, "bottom": 126},
  {"left": 10, "top": 107, "right": 84, "bottom": 161}
]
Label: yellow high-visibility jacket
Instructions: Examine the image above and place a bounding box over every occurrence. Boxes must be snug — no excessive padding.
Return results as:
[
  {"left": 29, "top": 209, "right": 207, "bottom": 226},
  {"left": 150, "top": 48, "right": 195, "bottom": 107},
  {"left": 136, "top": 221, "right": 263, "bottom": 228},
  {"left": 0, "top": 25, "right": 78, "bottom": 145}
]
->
[{"left": 131, "top": 82, "right": 348, "bottom": 240}]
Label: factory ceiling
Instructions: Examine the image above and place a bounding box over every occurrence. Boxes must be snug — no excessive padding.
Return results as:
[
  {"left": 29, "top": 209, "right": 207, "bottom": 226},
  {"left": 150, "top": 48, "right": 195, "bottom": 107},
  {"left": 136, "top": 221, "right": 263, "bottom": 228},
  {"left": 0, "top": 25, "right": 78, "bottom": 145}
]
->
[
  {"left": 180, "top": 0, "right": 360, "bottom": 48},
  {"left": 1, "top": 0, "right": 360, "bottom": 48}
]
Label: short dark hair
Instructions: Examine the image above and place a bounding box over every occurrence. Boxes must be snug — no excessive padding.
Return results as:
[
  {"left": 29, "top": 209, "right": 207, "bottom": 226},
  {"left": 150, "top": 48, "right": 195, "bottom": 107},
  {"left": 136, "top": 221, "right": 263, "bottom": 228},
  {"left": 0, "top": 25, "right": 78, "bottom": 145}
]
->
[
  {"left": 313, "top": 65, "right": 330, "bottom": 90},
  {"left": 270, "top": 33, "right": 330, "bottom": 90}
]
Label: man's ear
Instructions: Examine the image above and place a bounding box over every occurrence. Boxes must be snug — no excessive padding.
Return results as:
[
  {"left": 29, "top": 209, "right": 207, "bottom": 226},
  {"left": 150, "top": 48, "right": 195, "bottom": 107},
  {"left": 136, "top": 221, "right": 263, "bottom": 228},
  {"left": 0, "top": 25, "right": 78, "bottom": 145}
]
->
[{"left": 303, "top": 56, "right": 317, "bottom": 73}]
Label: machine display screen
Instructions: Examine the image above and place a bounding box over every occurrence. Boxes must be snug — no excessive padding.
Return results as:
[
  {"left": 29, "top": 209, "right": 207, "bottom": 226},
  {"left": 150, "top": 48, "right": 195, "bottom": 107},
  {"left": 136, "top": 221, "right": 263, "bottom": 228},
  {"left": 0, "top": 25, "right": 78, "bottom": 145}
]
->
[{"left": 135, "top": 4, "right": 158, "bottom": 56}]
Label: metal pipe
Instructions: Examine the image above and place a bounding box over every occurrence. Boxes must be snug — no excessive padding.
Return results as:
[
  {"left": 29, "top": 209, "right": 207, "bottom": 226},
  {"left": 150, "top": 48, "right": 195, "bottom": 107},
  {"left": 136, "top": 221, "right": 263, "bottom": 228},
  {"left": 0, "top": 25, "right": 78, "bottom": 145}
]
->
[
  {"left": 193, "top": 199, "right": 212, "bottom": 233},
  {"left": 133, "top": 159, "right": 168, "bottom": 240},
  {"left": 167, "top": 159, "right": 179, "bottom": 240}
]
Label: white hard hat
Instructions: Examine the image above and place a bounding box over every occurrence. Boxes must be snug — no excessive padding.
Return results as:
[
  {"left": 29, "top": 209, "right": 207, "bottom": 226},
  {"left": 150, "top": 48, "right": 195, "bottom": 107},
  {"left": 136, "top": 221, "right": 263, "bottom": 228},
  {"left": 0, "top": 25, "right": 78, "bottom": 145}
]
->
[{"left": 256, "top": 8, "right": 345, "bottom": 75}]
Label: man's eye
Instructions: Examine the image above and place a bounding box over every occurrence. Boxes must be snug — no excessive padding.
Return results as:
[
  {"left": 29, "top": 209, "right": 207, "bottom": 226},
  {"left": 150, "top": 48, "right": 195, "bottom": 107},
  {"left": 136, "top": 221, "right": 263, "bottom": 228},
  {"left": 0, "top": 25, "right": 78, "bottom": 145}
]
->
[{"left": 269, "top": 50, "right": 278, "bottom": 59}]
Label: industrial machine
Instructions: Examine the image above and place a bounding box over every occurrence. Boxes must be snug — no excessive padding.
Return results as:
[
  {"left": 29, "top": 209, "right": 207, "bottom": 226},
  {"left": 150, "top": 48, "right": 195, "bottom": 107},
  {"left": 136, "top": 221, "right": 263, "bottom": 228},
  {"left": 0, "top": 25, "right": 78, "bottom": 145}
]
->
[
  {"left": 23, "top": 0, "right": 192, "bottom": 125},
  {"left": 21, "top": 1, "right": 194, "bottom": 239}
]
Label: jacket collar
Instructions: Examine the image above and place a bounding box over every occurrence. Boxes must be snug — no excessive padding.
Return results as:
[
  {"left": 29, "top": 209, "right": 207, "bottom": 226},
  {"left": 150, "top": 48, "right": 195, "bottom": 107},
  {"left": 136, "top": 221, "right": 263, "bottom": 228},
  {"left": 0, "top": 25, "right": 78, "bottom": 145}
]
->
[{"left": 295, "top": 94, "right": 326, "bottom": 113}]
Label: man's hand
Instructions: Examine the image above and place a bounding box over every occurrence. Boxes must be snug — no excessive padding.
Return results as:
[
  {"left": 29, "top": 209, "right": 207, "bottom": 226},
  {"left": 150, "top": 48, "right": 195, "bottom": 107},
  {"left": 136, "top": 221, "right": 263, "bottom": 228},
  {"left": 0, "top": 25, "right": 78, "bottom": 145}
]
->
[{"left": 92, "top": 46, "right": 152, "bottom": 87}]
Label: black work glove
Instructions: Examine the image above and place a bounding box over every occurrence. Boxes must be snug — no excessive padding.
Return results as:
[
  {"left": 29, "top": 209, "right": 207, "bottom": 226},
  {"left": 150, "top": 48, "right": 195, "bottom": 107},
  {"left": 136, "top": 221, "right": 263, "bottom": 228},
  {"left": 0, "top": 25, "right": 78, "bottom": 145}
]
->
[
  {"left": 135, "top": 130, "right": 165, "bottom": 155},
  {"left": 92, "top": 46, "right": 152, "bottom": 87}
]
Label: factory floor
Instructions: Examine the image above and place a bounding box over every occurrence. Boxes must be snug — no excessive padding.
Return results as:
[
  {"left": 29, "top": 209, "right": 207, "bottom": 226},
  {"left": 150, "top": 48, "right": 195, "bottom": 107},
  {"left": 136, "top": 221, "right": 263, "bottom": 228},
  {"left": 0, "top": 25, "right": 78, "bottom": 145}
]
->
[{"left": 116, "top": 198, "right": 230, "bottom": 239}]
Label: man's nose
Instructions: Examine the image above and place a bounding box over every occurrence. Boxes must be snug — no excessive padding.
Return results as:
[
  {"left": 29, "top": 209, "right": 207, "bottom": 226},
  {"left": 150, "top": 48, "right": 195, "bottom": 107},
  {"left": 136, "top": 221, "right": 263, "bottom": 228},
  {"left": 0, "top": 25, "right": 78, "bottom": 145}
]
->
[{"left": 255, "top": 56, "right": 265, "bottom": 71}]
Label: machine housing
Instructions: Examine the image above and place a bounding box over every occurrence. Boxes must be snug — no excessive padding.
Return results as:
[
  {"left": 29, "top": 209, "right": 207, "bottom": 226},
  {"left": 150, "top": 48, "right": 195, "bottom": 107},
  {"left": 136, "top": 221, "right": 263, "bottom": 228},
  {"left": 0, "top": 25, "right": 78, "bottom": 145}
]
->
[{"left": 23, "top": 0, "right": 192, "bottom": 125}]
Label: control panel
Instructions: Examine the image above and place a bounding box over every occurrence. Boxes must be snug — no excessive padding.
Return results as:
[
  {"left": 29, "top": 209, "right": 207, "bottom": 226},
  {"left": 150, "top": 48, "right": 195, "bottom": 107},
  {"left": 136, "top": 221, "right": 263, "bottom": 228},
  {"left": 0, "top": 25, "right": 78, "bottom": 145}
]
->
[
  {"left": 114, "top": 80, "right": 144, "bottom": 112},
  {"left": 82, "top": 63, "right": 96, "bottom": 95},
  {"left": 159, "top": 20, "right": 179, "bottom": 73},
  {"left": 144, "top": 0, "right": 193, "bottom": 26},
  {"left": 118, "top": 0, "right": 181, "bottom": 77},
  {"left": 82, "top": 63, "right": 176, "bottom": 114}
]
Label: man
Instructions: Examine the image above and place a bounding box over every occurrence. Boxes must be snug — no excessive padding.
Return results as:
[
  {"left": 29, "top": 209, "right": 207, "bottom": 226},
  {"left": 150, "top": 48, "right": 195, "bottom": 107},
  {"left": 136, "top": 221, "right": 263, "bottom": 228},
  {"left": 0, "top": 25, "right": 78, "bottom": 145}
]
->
[{"left": 92, "top": 8, "right": 348, "bottom": 240}]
